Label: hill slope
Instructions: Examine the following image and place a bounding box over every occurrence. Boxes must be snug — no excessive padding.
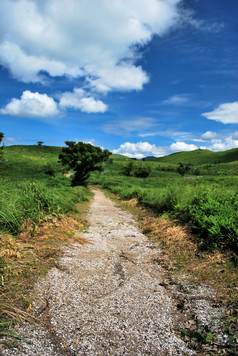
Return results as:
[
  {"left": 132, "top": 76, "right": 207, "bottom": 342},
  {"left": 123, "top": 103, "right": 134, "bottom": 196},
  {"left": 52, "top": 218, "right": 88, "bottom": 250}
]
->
[
  {"left": 3, "top": 145, "right": 62, "bottom": 179},
  {"left": 153, "top": 148, "right": 238, "bottom": 165}
]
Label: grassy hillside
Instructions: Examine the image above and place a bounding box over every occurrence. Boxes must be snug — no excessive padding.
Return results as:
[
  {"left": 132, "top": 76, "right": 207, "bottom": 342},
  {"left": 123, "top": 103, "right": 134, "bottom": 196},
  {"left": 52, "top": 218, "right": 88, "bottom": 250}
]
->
[
  {"left": 153, "top": 148, "right": 238, "bottom": 165},
  {"left": 2, "top": 145, "right": 62, "bottom": 180},
  {"left": 0, "top": 145, "right": 89, "bottom": 235}
]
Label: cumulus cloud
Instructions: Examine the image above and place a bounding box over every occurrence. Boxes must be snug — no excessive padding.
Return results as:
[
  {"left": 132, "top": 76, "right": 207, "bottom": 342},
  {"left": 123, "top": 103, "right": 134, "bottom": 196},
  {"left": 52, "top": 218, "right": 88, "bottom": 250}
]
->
[
  {"left": 170, "top": 141, "right": 198, "bottom": 152},
  {"left": 210, "top": 136, "right": 238, "bottom": 152},
  {"left": 200, "top": 131, "right": 218, "bottom": 141},
  {"left": 202, "top": 102, "right": 238, "bottom": 124},
  {"left": 113, "top": 141, "right": 169, "bottom": 158},
  {"left": 0, "top": 88, "right": 107, "bottom": 118},
  {"left": 59, "top": 88, "right": 107, "bottom": 113},
  {"left": 0, "top": 91, "right": 59, "bottom": 118},
  {"left": 0, "top": 0, "right": 181, "bottom": 91}
]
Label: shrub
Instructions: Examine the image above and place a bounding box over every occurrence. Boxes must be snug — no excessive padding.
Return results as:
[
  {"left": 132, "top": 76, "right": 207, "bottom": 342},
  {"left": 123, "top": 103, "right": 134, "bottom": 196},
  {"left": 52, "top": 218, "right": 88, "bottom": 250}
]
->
[{"left": 134, "top": 163, "right": 151, "bottom": 178}]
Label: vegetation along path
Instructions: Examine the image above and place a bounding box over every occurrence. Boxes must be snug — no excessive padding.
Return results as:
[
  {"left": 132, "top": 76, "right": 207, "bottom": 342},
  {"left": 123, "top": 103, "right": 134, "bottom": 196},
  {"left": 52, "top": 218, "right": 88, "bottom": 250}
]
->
[{"left": 1, "top": 190, "right": 231, "bottom": 355}]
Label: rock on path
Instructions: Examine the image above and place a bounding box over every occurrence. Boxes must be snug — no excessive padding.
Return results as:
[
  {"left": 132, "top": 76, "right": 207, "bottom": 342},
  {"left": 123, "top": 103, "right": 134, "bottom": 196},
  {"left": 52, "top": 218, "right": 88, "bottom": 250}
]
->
[{"left": 1, "top": 190, "right": 195, "bottom": 355}]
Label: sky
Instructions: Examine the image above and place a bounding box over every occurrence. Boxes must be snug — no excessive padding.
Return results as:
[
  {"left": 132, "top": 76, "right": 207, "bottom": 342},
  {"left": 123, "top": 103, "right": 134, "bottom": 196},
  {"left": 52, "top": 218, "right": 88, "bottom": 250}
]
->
[{"left": 0, "top": 0, "right": 237, "bottom": 158}]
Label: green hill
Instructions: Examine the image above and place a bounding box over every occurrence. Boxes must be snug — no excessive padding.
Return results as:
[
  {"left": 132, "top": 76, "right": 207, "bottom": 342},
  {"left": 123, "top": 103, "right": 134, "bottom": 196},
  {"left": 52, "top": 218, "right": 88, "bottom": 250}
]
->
[
  {"left": 2, "top": 145, "right": 62, "bottom": 180},
  {"left": 153, "top": 148, "right": 238, "bottom": 165},
  {"left": 111, "top": 154, "right": 128, "bottom": 161}
]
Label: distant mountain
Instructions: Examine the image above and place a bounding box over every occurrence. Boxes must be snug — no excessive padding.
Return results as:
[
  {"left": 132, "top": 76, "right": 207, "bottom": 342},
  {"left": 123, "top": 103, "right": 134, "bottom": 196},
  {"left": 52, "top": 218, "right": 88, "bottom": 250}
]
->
[
  {"left": 142, "top": 156, "right": 156, "bottom": 161},
  {"left": 148, "top": 148, "right": 238, "bottom": 165}
]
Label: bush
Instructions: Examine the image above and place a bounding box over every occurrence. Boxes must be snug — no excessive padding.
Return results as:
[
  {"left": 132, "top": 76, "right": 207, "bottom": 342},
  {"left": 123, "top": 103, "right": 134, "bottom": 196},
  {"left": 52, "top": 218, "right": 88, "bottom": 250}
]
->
[{"left": 134, "top": 163, "right": 151, "bottom": 178}]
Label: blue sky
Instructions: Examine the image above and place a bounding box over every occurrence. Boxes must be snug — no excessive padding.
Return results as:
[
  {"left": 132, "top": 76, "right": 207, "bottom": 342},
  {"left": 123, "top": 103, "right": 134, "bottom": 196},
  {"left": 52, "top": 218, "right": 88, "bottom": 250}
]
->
[{"left": 0, "top": 0, "right": 237, "bottom": 158}]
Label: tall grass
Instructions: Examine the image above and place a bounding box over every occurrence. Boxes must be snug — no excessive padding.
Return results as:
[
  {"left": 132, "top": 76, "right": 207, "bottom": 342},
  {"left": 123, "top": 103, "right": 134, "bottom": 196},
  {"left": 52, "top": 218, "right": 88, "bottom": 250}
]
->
[{"left": 0, "top": 179, "right": 88, "bottom": 235}]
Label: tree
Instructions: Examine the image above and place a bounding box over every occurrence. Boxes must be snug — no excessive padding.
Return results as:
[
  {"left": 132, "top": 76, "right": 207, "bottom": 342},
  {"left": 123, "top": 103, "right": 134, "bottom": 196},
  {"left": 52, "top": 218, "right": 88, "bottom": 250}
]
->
[
  {"left": 59, "top": 141, "right": 111, "bottom": 186},
  {"left": 37, "top": 141, "right": 44, "bottom": 146},
  {"left": 0, "top": 132, "right": 4, "bottom": 161},
  {"left": 121, "top": 160, "right": 134, "bottom": 176}
]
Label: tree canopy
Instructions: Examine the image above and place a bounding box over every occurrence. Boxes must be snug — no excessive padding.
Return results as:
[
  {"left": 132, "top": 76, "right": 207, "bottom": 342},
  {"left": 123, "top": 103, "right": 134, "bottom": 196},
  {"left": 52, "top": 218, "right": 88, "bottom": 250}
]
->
[{"left": 59, "top": 141, "right": 111, "bottom": 186}]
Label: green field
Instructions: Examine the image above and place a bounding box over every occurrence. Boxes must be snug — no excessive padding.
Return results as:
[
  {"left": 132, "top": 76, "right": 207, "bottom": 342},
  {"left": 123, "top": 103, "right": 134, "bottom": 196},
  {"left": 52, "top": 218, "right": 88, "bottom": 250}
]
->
[
  {"left": 0, "top": 145, "right": 88, "bottom": 236},
  {"left": 1, "top": 145, "right": 238, "bottom": 253},
  {"left": 91, "top": 149, "right": 238, "bottom": 254}
]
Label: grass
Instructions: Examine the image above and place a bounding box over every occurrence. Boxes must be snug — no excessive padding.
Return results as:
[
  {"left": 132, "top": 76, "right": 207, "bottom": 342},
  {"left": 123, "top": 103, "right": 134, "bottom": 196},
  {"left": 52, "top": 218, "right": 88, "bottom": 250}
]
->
[
  {"left": 152, "top": 147, "right": 238, "bottom": 165},
  {"left": 0, "top": 145, "right": 91, "bottom": 333},
  {"left": 92, "top": 155, "right": 238, "bottom": 253}
]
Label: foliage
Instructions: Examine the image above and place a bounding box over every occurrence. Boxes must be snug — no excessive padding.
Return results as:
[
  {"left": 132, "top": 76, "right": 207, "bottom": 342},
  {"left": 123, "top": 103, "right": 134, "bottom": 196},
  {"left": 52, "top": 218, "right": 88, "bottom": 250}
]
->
[
  {"left": 133, "top": 162, "right": 151, "bottom": 178},
  {"left": 0, "top": 145, "right": 89, "bottom": 236},
  {"left": 44, "top": 163, "right": 55, "bottom": 176},
  {"left": 122, "top": 160, "right": 151, "bottom": 178},
  {"left": 177, "top": 163, "right": 191, "bottom": 176},
  {"left": 37, "top": 141, "right": 44, "bottom": 146},
  {"left": 59, "top": 141, "right": 111, "bottom": 186},
  {"left": 90, "top": 154, "right": 238, "bottom": 253},
  {"left": 0, "top": 132, "right": 4, "bottom": 160},
  {"left": 121, "top": 160, "right": 134, "bottom": 176}
]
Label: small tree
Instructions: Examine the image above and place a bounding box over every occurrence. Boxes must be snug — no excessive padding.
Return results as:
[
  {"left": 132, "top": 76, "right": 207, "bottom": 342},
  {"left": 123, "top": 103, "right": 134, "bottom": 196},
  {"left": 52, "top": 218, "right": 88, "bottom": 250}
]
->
[
  {"left": 37, "top": 141, "right": 44, "bottom": 146},
  {"left": 59, "top": 141, "right": 111, "bottom": 186},
  {"left": 0, "top": 132, "right": 4, "bottom": 161},
  {"left": 121, "top": 160, "right": 134, "bottom": 176}
]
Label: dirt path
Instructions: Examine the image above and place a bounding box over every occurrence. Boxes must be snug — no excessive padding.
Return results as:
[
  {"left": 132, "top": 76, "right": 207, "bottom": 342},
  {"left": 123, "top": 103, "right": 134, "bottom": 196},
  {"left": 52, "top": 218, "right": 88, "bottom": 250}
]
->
[{"left": 1, "top": 190, "right": 226, "bottom": 355}]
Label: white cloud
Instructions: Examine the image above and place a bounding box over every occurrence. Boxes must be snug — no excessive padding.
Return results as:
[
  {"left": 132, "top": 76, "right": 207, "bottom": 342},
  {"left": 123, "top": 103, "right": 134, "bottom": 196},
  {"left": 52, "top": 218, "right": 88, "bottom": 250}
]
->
[
  {"left": 210, "top": 136, "right": 238, "bottom": 152},
  {"left": 103, "top": 117, "right": 157, "bottom": 135},
  {"left": 170, "top": 141, "right": 198, "bottom": 152},
  {"left": 59, "top": 88, "right": 107, "bottom": 113},
  {"left": 113, "top": 141, "right": 168, "bottom": 158},
  {"left": 0, "top": 0, "right": 182, "bottom": 91},
  {"left": 202, "top": 102, "right": 238, "bottom": 124},
  {"left": 201, "top": 131, "right": 218, "bottom": 141},
  {"left": 89, "top": 65, "right": 149, "bottom": 92},
  {"left": 162, "top": 94, "right": 191, "bottom": 105},
  {"left": 0, "top": 91, "right": 59, "bottom": 118},
  {"left": 4, "top": 137, "right": 23, "bottom": 144},
  {"left": 232, "top": 132, "right": 238, "bottom": 140}
]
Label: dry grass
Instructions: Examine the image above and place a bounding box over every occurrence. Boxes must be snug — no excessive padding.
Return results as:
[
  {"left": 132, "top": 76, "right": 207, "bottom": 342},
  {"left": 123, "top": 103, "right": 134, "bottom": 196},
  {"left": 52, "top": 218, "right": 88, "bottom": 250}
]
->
[
  {"left": 0, "top": 207, "right": 89, "bottom": 323},
  {"left": 109, "top": 195, "right": 238, "bottom": 306}
]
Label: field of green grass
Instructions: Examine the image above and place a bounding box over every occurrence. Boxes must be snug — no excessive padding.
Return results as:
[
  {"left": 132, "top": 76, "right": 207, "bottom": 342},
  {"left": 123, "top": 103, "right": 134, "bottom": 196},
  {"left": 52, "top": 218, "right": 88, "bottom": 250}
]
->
[
  {"left": 91, "top": 150, "right": 238, "bottom": 254},
  {"left": 0, "top": 145, "right": 88, "bottom": 235}
]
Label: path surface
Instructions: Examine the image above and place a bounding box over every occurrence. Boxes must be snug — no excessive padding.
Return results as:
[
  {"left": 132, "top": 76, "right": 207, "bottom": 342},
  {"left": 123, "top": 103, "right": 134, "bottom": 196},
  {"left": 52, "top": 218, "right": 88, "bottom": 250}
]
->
[{"left": 2, "top": 190, "right": 213, "bottom": 355}]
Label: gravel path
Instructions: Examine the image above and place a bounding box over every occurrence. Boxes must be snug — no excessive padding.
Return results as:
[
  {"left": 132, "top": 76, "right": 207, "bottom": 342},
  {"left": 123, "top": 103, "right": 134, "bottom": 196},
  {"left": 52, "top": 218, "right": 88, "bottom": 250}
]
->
[{"left": 1, "top": 190, "right": 207, "bottom": 355}]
